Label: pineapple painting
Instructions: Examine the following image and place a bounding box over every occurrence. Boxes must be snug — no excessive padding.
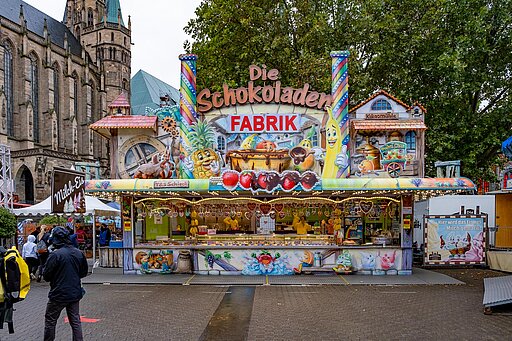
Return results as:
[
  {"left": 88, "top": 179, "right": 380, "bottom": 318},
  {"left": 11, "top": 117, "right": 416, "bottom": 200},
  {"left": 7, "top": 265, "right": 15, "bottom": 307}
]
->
[{"left": 184, "top": 120, "right": 221, "bottom": 179}]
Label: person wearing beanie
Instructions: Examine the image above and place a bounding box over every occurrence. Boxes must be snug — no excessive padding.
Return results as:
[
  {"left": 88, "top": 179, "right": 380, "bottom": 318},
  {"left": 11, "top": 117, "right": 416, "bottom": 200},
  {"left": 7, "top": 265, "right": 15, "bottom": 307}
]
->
[{"left": 43, "top": 226, "right": 88, "bottom": 341}]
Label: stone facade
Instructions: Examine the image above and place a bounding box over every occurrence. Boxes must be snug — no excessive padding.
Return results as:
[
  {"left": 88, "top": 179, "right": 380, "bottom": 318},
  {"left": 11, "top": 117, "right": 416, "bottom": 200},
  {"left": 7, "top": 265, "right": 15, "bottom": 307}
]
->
[{"left": 0, "top": 0, "right": 131, "bottom": 203}]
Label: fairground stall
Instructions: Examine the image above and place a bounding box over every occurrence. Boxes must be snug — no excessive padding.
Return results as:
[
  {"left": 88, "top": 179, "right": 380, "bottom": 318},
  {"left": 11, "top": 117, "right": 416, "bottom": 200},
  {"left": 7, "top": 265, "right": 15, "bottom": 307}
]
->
[{"left": 88, "top": 52, "right": 475, "bottom": 275}]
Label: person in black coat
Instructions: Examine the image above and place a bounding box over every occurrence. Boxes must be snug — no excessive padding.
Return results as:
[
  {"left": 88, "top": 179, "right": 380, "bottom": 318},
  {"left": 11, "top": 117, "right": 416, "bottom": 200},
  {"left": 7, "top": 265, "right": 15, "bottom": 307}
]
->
[{"left": 43, "top": 226, "right": 88, "bottom": 341}]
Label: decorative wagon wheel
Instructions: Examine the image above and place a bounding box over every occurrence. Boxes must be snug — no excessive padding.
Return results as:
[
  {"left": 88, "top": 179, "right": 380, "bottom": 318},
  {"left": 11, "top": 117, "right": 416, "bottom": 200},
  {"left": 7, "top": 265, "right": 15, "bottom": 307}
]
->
[
  {"left": 386, "top": 162, "right": 402, "bottom": 178},
  {"left": 161, "top": 117, "right": 177, "bottom": 133}
]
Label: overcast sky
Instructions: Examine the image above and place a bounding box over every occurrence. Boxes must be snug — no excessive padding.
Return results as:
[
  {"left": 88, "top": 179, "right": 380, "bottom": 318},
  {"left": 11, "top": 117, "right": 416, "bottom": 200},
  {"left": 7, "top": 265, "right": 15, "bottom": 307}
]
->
[{"left": 24, "top": 0, "right": 201, "bottom": 88}]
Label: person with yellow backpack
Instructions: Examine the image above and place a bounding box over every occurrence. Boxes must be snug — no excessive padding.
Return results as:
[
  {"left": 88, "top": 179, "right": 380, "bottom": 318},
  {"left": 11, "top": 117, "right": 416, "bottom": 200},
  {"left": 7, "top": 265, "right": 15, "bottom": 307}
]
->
[{"left": 0, "top": 245, "right": 31, "bottom": 334}]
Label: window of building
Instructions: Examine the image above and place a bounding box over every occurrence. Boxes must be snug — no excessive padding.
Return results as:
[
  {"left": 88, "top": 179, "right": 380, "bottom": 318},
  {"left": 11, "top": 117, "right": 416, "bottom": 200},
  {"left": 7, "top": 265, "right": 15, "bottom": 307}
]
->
[
  {"left": 113, "top": 48, "right": 116, "bottom": 60},
  {"left": 405, "top": 131, "right": 416, "bottom": 151},
  {"left": 87, "top": 8, "right": 94, "bottom": 26},
  {"left": 122, "top": 78, "right": 129, "bottom": 91},
  {"left": 73, "top": 74, "right": 78, "bottom": 120},
  {"left": 124, "top": 37, "right": 126, "bottom": 46},
  {"left": 99, "top": 33, "right": 101, "bottom": 42},
  {"left": 310, "top": 127, "right": 319, "bottom": 147},
  {"left": 30, "top": 55, "right": 39, "bottom": 143},
  {"left": 217, "top": 136, "right": 226, "bottom": 153},
  {"left": 111, "top": 32, "right": 114, "bottom": 41},
  {"left": 53, "top": 64, "right": 60, "bottom": 147},
  {"left": 371, "top": 99, "right": 392, "bottom": 111},
  {"left": 109, "top": 47, "right": 113, "bottom": 59},
  {"left": 3, "top": 42, "right": 14, "bottom": 137}
]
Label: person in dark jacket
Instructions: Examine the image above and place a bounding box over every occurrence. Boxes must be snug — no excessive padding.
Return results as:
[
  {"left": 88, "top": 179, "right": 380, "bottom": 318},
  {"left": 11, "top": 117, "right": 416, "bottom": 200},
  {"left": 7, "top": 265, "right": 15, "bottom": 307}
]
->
[
  {"left": 67, "top": 226, "right": 79, "bottom": 248},
  {"left": 98, "top": 223, "right": 112, "bottom": 247},
  {"left": 43, "top": 226, "right": 88, "bottom": 341}
]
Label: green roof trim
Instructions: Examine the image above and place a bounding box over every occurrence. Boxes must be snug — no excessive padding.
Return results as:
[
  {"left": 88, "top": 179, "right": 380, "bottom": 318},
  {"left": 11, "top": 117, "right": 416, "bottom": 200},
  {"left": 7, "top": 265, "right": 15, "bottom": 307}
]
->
[{"left": 130, "top": 70, "right": 180, "bottom": 115}]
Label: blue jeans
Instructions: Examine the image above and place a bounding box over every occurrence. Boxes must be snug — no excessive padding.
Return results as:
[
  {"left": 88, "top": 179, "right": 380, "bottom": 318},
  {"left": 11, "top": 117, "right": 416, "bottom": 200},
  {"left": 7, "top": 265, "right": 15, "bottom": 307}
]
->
[{"left": 44, "top": 300, "right": 83, "bottom": 341}]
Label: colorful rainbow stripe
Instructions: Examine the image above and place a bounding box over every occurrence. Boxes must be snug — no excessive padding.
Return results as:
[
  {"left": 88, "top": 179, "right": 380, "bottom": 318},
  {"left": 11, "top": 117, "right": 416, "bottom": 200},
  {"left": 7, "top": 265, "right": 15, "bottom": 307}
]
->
[
  {"left": 179, "top": 54, "right": 198, "bottom": 126},
  {"left": 330, "top": 51, "right": 350, "bottom": 178}
]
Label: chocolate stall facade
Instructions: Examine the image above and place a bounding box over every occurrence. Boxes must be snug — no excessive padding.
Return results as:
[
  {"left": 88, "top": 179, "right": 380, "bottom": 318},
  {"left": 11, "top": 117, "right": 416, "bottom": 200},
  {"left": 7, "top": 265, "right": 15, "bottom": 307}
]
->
[{"left": 88, "top": 53, "right": 476, "bottom": 275}]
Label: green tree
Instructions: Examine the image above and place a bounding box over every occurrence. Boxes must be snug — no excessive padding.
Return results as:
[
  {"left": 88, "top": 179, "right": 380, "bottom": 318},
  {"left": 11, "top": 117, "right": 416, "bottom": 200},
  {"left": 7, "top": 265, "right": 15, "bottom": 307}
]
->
[
  {"left": 39, "top": 215, "right": 67, "bottom": 226},
  {"left": 185, "top": 0, "right": 512, "bottom": 181},
  {"left": 0, "top": 207, "right": 17, "bottom": 238}
]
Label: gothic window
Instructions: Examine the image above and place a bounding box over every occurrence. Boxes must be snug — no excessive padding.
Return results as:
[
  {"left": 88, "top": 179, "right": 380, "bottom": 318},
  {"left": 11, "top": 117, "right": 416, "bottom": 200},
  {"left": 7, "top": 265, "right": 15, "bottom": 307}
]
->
[
  {"left": 405, "top": 131, "right": 416, "bottom": 151},
  {"left": 99, "top": 33, "right": 102, "bottom": 42},
  {"left": 53, "top": 63, "right": 60, "bottom": 147},
  {"left": 72, "top": 73, "right": 79, "bottom": 119},
  {"left": 30, "top": 54, "right": 40, "bottom": 143},
  {"left": 124, "top": 37, "right": 126, "bottom": 46},
  {"left": 111, "top": 32, "right": 114, "bottom": 42},
  {"left": 122, "top": 78, "right": 129, "bottom": 91},
  {"left": 87, "top": 8, "right": 93, "bottom": 26},
  {"left": 3, "top": 42, "right": 14, "bottom": 137},
  {"left": 109, "top": 47, "right": 112, "bottom": 59},
  {"left": 113, "top": 48, "right": 116, "bottom": 60},
  {"left": 371, "top": 99, "right": 392, "bottom": 111},
  {"left": 76, "top": 26, "right": 80, "bottom": 37}
]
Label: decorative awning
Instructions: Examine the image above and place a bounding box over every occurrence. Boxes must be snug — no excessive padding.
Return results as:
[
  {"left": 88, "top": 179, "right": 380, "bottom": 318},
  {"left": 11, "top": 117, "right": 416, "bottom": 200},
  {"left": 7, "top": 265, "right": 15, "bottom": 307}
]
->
[
  {"left": 85, "top": 177, "right": 475, "bottom": 194},
  {"left": 89, "top": 115, "right": 158, "bottom": 137},
  {"left": 352, "top": 120, "right": 427, "bottom": 131}
]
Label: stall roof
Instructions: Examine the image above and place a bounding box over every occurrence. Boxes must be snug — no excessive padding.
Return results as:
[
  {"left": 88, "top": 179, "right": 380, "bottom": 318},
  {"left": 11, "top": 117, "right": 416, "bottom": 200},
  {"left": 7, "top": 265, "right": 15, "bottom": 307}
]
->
[
  {"left": 89, "top": 115, "right": 158, "bottom": 138},
  {"left": 13, "top": 195, "right": 120, "bottom": 217},
  {"left": 352, "top": 120, "right": 427, "bottom": 131},
  {"left": 84, "top": 177, "right": 475, "bottom": 194}
]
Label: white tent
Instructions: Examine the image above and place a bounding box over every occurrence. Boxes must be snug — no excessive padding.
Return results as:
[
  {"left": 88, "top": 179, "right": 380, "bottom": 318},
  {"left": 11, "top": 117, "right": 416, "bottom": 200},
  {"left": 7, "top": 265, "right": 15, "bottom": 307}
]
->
[
  {"left": 13, "top": 195, "right": 120, "bottom": 217},
  {"left": 14, "top": 195, "right": 120, "bottom": 265}
]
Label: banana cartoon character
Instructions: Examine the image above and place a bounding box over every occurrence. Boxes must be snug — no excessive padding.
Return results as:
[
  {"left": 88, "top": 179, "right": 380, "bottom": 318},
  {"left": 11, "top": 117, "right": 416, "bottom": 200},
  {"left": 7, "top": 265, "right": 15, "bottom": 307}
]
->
[
  {"left": 322, "top": 107, "right": 349, "bottom": 178},
  {"left": 240, "top": 134, "right": 259, "bottom": 149}
]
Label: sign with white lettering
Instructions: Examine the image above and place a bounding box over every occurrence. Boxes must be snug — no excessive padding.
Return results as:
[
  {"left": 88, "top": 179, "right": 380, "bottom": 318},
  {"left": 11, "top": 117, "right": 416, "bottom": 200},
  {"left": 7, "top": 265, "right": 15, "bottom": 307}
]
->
[{"left": 51, "top": 167, "right": 86, "bottom": 214}]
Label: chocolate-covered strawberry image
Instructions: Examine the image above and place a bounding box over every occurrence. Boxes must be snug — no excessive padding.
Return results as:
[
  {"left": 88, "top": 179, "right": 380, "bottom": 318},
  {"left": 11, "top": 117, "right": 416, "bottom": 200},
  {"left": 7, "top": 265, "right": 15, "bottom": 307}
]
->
[
  {"left": 264, "top": 171, "right": 281, "bottom": 191},
  {"left": 280, "top": 171, "right": 300, "bottom": 191},
  {"left": 300, "top": 171, "right": 319, "bottom": 191}
]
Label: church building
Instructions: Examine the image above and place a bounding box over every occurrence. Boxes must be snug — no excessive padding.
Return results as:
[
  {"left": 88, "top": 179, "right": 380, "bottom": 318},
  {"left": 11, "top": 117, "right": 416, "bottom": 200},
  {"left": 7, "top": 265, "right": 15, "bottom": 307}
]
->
[{"left": 0, "top": 0, "right": 131, "bottom": 203}]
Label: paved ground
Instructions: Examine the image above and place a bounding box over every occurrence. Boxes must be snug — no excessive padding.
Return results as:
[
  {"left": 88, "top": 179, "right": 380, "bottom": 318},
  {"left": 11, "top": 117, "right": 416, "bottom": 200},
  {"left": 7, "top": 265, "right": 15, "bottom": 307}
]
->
[{"left": 0, "top": 268, "right": 510, "bottom": 341}]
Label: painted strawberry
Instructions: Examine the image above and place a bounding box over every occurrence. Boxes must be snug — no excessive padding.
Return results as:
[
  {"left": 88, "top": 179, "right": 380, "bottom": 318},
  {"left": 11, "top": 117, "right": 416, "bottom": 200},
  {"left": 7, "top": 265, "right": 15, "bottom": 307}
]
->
[
  {"left": 222, "top": 171, "right": 239, "bottom": 190},
  {"left": 265, "top": 172, "right": 280, "bottom": 191},
  {"left": 257, "top": 172, "right": 268, "bottom": 189},
  {"left": 239, "top": 171, "right": 254, "bottom": 189},
  {"left": 280, "top": 171, "right": 300, "bottom": 191},
  {"left": 300, "top": 172, "right": 319, "bottom": 190}
]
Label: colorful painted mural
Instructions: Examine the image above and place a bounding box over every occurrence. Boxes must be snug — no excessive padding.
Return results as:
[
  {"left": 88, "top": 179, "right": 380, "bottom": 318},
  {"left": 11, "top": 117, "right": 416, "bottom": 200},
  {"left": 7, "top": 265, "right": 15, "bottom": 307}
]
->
[
  {"left": 424, "top": 216, "right": 486, "bottom": 265},
  {"left": 194, "top": 248, "right": 403, "bottom": 275}
]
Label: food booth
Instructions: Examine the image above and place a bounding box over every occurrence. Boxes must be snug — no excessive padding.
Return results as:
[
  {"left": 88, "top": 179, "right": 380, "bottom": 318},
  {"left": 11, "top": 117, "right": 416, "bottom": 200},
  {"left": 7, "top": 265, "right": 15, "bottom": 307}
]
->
[{"left": 88, "top": 52, "right": 475, "bottom": 275}]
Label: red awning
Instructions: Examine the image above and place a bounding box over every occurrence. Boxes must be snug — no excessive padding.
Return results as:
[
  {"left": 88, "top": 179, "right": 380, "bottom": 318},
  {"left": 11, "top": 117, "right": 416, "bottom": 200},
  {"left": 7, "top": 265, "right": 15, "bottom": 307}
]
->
[
  {"left": 352, "top": 120, "right": 427, "bottom": 131},
  {"left": 90, "top": 115, "right": 158, "bottom": 137}
]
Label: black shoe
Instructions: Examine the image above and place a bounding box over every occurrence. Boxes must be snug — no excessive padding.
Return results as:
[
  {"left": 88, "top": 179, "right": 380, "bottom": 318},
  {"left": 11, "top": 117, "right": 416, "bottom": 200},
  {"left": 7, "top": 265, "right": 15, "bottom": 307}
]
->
[{"left": 36, "top": 276, "right": 41, "bottom": 283}]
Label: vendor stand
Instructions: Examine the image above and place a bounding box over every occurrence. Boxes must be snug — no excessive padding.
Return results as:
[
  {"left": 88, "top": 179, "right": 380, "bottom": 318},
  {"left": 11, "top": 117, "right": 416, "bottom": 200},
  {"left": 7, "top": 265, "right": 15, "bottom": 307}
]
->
[{"left": 88, "top": 53, "right": 475, "bottom": 275}]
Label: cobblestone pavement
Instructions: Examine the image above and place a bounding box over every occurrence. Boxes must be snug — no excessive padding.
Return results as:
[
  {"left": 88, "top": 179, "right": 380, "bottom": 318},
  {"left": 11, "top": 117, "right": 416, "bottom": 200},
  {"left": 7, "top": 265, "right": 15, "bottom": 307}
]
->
[{"left": 0, "top": 269, "right": 510, "bottom": 341}]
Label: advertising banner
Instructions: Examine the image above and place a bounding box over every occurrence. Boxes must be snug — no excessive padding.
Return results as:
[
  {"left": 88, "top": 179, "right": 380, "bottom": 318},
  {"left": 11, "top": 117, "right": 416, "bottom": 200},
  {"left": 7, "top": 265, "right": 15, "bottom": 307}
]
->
[
  {"left": 51, "top": 167, "right": 86, "bottom": 214},
  {"left": 424, "top": 215, "right": 486, "bottom": 265}
]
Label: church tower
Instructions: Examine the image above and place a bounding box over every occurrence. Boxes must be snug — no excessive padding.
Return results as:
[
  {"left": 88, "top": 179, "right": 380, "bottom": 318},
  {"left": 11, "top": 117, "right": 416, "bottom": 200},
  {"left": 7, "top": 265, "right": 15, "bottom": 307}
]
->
[{"left": 64, "top": 0, "right": 131, "bottom": 108}]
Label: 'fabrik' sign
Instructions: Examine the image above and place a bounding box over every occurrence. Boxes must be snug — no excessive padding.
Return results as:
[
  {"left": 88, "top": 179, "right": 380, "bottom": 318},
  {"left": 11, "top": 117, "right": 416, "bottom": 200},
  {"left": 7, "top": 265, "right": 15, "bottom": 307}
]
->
[
  {"left": 51, "top": 167, "right": 86, "bottom": 214},
  {"left": 197, "top": 65, "right": 332, "bottom": 113},
  {"left": 229, "top": 114, "right": 300, "bottom": 133}
]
